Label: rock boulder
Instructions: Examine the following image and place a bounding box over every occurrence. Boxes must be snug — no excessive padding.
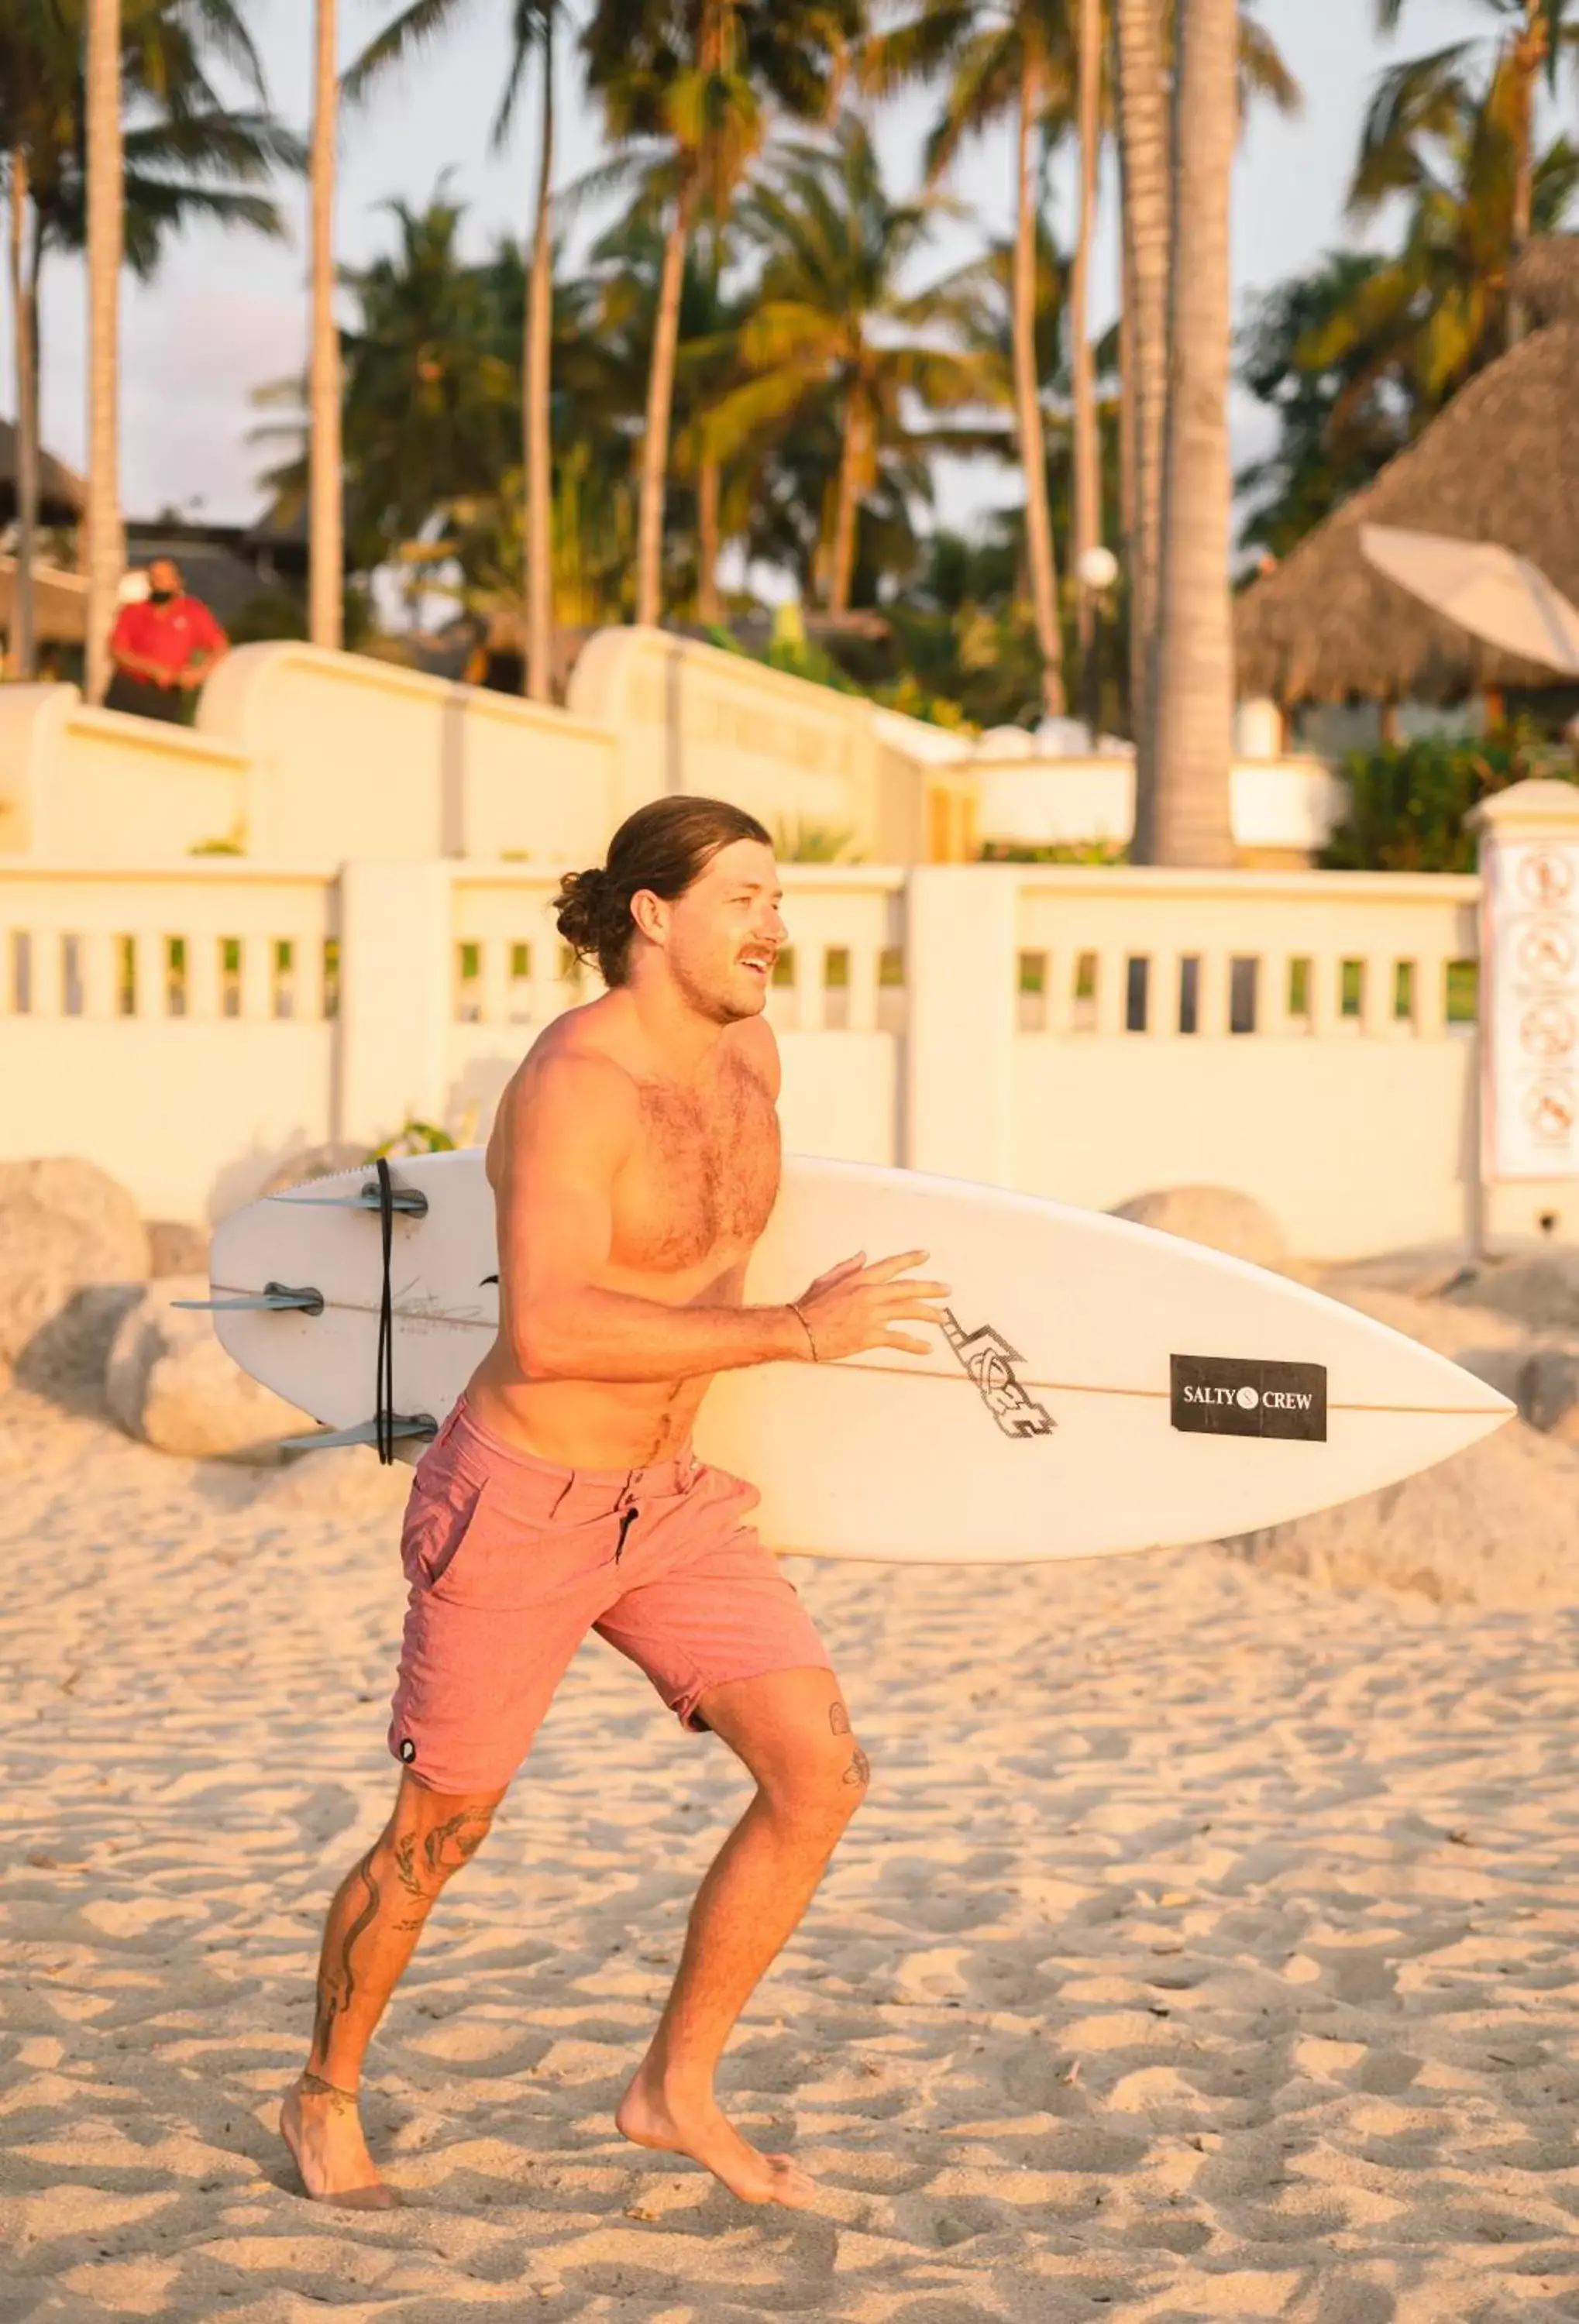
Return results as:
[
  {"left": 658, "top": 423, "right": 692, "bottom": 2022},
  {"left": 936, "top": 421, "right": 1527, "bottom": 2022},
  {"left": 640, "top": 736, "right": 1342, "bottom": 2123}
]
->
[
  {"left": 259, "top": 1143, "right": 368, "bottom": 1198},
  {"left": 106, "top": 1276, "right": 313, "bottom": 1459},
  {"left": 0, "top": 1157, "right": 150, "bottom": 1283},
  {"left": 147, "top": 1220, "right": 211, "bottom": 1277},
  {"left": 1109, "top": 1185, "right": 1288, "bottom": 1271},
  {"left": 1518, "top": 1348, "right": 1579, "bottom": 1439}
]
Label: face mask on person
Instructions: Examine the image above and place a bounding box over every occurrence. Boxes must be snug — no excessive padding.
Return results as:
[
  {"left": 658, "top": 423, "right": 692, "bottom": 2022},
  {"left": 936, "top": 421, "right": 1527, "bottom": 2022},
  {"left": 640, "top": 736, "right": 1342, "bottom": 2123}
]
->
[{"left": 148, "top": 588, "right": 175, "bottom": 605}]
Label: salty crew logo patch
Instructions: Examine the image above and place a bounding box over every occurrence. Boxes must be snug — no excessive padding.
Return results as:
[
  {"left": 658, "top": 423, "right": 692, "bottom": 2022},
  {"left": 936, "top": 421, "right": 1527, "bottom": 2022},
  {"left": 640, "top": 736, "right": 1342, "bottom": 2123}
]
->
[{"left": 1170, "top": 1355, "right": 1327, "bottom": 1442}]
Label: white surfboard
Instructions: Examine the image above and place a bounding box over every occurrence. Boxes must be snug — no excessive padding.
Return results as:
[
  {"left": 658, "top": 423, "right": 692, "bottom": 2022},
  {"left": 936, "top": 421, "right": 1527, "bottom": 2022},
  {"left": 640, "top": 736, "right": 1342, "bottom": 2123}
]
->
[{"left": 205, "top": 1150, "right": 1511, "bottom": 1565}]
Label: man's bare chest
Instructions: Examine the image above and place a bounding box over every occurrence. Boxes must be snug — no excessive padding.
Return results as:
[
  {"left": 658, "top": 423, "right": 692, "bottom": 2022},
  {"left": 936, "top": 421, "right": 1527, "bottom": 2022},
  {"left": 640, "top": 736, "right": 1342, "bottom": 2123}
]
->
[{"left": 614, "top": 1065, "right": 781, "bottom": 1274}]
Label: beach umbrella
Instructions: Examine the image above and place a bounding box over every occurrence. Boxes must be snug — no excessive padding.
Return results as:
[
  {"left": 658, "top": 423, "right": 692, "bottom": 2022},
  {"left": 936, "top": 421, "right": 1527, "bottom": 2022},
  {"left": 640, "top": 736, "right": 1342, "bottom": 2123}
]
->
[{"left": 1360, "top": 523, "right": 1579, "bottom": 679}]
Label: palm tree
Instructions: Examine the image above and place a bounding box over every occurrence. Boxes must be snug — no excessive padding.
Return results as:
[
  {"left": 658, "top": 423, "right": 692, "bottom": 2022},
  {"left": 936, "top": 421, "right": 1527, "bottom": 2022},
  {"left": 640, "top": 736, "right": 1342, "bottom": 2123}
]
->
[
  {"left": 1236, "top": 251, "right": 1412, "bottom": 560},
  {"left": 1366, "top": 1, "right": 1576, "bottom": 346},
  {"left": 84, "top": 0, "right": 124, "bottom": 706},
  {"left": 868, "top": 0, "right": 1075, "bottom": 716},
  {"left": 347, "top": 3, "right": 557, "bottom": 697},
  {"left": 310, "top": 0, "right": 342, "bottom": 650},
  {"left": 1069, "top": 0, "right": 1102, "bottom": 684},
  {"left": 582, "top": 0, "right": 860, "bottom": 632},
  {"left": 1333, "top": 74, "right": 1577, "bottom": 410},
  {"left": 1114, "top": 0, "right": 1297, "bottom": 851},
  {"left": 1112, "top": 0, "right": 1168, "bottom": 790},
  {"left": 5, "top": 146, "right": 40, "bottom": 679},
  {"left": 705, "top": 114, "right": 993, "bottom": 616},
  {"left": 1144, "top": 0, "right": 1236, "bottom": 868},
  {"left": 3, "top": 0, "right": 295, "bottom": 684}
]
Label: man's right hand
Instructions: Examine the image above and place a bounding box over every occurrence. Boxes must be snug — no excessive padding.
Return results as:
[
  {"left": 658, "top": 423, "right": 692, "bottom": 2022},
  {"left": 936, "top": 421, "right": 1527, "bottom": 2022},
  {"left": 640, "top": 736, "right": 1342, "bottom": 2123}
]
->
[{"left": 790, "top": 1251, "right": 950, "bottom": 1362}]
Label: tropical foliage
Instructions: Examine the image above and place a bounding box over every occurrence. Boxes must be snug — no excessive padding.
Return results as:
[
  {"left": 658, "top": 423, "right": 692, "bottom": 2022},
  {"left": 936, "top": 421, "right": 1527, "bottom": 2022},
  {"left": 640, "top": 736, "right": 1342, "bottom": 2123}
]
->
[
  {"left": 1321, "top": 724, "right": 1577, "bottom": 875},
  {"left": 21, "top": 0, "right": 1579, "bottom": 868},
  {"left": 2, "top": 0, "right": 300, "bottom": 676},
  {"left": 1239, "top": 0, "right": 1579, "bottom": 559}
]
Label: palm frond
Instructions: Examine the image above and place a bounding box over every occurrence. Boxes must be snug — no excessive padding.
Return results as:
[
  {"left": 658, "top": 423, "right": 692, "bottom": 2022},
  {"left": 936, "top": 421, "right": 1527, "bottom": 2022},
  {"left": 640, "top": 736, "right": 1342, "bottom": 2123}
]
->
[{"left": 342, "top": 0, "right": 479, "bottom": 108}]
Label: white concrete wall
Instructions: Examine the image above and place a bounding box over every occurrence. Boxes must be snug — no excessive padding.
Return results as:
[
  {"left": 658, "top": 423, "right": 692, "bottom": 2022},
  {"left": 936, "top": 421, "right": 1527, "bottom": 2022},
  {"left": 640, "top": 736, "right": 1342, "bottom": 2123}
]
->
[
  {"left": 199, "top": 643, "right": 618, "bottom": 865},
  {"left": 0, "top": 683, "right": 250, "bottom": 859},
  {"left": 0, "top": 634, "right": 968, "bottom": 868},
  {"left": 2, "top": 854, "right": 1533, "bottom": 1256},
  {"left": 974, "top": 751, "right": 1347, "bottom": 861}
]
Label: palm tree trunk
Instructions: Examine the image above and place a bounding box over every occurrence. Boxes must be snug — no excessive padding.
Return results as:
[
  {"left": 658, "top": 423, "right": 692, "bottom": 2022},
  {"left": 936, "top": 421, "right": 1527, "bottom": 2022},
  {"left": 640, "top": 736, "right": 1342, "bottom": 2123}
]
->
[
  {"left": 84, "top": 0, "right": 125, "bottom": 706},
  {"left": 525, "top": 7, "right": 555, "bottom": 699},
  {"left": 309, "top": 0, "right": 343, "bottom": 651},
  {"left": 9, "top": 152, "right": 38, "bottom": 682},
  {"left": 1118, "top": 258, "right": 1134, "bottom": 558},
  {"left": 1113, "top": 0, "right": 1169, "bottom": 843},
  {"left": 1071, "top": 0, "right": 1103, "bottom": 678},
  {"left": 827, "top": 386, "right": 868, "bottom": 617},
  {"left": 697, "top": 452, "right": 722, "bottom": 623},
  {"left": 1013, "top": 53, "right": 1065, "bottom": 720},
  {"left": 635, "top": 176, "right": 696, "bottom": 630},
  {"left": 1147, "top": 0, "right": 1235, "bottom": 868},
  {"left": 1506, "top": 4, "right": 1546, "bottom": 347}
]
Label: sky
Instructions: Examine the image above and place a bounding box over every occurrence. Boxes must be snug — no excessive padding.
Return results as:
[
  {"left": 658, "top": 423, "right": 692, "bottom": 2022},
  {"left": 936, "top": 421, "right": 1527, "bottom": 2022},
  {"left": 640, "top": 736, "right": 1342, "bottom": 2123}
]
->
[{"left": 1, "top": 0, "right": 1518, "bottom": 540}]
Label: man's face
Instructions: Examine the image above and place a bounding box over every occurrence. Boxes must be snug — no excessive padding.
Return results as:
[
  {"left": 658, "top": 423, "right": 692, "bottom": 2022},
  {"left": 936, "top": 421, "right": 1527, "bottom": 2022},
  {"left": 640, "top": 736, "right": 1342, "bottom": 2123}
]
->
[
  {"left": 147, "top": 560, "right": 182, "bottom": 599},
  {"left": 638, "top": 838, "right": 786, "bottom": 1023}
]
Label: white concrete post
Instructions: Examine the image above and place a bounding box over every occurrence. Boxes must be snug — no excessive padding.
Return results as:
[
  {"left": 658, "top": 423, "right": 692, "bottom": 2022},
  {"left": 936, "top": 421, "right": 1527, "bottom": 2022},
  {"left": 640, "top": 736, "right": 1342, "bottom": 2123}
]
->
[
  {"left": 336, "top": 861, "right": 454, "bottom": 1147},
  {"left": 1468, "top": 777, "right": 1579, "bottom": 1246},
  {"left": 903, "top": 865, "right": 1018, "bottom": 1185}
]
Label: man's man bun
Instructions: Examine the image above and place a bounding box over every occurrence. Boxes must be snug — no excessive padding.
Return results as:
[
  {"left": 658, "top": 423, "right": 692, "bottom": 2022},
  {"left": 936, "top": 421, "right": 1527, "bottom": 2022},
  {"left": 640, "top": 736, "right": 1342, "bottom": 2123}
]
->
[{"left": 552, "top": 865, "right": 624, "bottom": 981}]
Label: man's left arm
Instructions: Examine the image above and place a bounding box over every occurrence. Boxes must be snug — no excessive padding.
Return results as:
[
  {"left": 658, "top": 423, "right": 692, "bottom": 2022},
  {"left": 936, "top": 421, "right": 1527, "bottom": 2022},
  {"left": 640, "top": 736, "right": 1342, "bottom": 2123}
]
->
[{"left": 181, "top": 603, "right": 229, "bottom": 688}]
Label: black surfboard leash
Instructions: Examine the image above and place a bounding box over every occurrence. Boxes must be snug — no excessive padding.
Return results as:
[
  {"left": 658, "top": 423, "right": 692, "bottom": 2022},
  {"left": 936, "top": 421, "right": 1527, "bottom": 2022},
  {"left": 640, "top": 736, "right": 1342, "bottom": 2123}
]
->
[{"left": 374, "top": 1157, "right": 395, "bottom": 1464}]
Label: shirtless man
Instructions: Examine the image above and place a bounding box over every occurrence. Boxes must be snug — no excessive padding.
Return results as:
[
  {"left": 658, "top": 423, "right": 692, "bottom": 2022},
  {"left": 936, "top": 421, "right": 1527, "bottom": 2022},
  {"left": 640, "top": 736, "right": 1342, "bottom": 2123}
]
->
[{"left": 281, "top": 796, "right": 948, "bottom": 2212}]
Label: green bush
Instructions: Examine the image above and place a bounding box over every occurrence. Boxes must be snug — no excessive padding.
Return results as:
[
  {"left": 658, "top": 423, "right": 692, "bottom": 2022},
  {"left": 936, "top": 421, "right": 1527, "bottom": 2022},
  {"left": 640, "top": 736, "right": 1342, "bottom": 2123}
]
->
[{"left": 1319, "top": 724, "right": 1576, "bottom": 873}]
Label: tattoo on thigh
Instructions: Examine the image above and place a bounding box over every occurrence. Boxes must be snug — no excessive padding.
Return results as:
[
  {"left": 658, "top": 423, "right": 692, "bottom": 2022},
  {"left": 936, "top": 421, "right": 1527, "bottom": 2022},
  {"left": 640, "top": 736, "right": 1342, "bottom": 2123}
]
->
[
  {"left": 828, "top": 1701, "right": 851, "bottom": 1737},
  {"left": 842, "top": 1747, "right": 871, "bottom": 1789}
]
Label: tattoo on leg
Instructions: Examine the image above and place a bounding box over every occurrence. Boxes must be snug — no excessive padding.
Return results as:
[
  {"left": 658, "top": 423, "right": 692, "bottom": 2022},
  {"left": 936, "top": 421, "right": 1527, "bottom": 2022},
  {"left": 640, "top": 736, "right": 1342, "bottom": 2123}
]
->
[
  {"left": 298, "top": 2069, "right": 359, "bottom": 2112},
  {"left": 842, "top": 1747, "right": 871, "bottom": 1789},
  {"left": 393, "top": 1833, "right": 426, "bottom": 1904},
  {"left": 314, "top": 1847, "right": 381, "bottom": 2064},
  {"left": 422, "top": 1807, "right": 492, "bottom": 1879},
  {"left": 828, "top": 1701, "right": 851, "bottom": 1737}
]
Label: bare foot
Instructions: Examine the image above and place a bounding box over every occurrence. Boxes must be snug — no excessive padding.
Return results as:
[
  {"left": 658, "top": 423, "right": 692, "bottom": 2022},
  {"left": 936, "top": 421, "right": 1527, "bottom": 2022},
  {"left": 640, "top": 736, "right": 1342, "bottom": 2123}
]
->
[
  {"left": 280, "top": 2073, "right": 401, "bottom": 2210},
  {"left": 616, "top": 2062, "right": 816, "bottom": 2208}
]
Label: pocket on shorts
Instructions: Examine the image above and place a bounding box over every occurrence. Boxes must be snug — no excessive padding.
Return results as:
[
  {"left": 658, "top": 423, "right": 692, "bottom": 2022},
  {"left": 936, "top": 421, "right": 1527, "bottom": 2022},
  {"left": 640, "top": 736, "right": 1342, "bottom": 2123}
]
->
[{"left": 401, "top": 1468, "right": 493, "bottom": 1597}]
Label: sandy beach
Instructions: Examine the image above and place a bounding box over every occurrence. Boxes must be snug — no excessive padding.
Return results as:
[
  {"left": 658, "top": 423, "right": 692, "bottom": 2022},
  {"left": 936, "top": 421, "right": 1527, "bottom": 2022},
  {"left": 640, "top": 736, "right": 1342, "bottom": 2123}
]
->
[{"left": 5, "top": 1377, "right": 1579, "bottom": 2323}]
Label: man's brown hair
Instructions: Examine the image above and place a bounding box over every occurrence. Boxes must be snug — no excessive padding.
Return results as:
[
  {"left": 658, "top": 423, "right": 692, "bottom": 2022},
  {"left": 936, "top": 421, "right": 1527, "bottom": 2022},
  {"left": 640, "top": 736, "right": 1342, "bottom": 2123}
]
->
[{"left": 554, "top": 796, "right": 772, "bottom": 987}]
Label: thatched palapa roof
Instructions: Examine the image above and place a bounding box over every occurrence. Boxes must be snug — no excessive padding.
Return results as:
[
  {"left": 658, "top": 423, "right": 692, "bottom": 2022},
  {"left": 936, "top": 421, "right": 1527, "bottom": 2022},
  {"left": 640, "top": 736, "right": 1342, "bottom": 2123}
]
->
[
  {"left": 0, "top": 420, "right": 86, "bottom": 526},
  {"left": 1235, "top": 239, "right": 1579, "bottom": 703}
]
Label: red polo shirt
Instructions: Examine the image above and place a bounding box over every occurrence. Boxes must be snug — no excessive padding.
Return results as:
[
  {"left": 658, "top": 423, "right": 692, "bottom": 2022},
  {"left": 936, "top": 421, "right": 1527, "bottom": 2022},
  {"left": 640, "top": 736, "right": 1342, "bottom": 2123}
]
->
[{"left": 110, "top": 593, "right": 226, "bottom": 680}]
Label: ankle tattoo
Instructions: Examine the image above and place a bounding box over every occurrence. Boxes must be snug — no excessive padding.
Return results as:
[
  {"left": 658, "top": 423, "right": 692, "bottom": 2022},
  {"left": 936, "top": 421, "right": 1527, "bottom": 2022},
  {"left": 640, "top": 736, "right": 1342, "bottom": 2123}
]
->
[{"left": 299, "top": 2069, "right": 359, "bottom": 2111}]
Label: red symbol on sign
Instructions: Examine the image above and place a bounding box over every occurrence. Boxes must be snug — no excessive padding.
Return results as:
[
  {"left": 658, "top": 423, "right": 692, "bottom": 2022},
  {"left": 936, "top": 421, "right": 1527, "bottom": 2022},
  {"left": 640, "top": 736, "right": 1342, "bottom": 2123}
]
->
[
  {"left": 1516, "top": 922, "right": 1578, "bottom": 982},
  {"left": 1516, "top": 849, "right": 1576, "bottom": 907},
  {"left": 1520, "top": 1000, "right": 1579, "bottom": 1057},
  {"left": 1525, "top": 1082, "right": 1577, "bottom": 1143}
]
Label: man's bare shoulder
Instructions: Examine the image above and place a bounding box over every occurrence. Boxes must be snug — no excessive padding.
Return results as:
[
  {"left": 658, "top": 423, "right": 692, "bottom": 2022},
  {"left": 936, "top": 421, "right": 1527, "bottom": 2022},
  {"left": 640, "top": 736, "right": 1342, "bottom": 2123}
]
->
[
  {"left": 488, "top": 1010, "right": 640, "bottom": 1182},
  {"left": 725, "top": 1012, "right": 781, "bottom": 1098}
]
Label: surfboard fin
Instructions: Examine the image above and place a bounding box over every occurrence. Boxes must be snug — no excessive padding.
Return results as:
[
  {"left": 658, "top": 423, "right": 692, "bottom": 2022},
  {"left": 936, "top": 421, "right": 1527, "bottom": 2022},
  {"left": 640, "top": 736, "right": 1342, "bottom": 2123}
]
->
[
  {"left": 270, "top": 1181, "right": 430, "bottom": 1216},
  {"left": 279, "top": 1414, "right": 438, "bottom": 1452},
  {"left": 172, "top": 1281, "right": 325, "bottom": 1317}
]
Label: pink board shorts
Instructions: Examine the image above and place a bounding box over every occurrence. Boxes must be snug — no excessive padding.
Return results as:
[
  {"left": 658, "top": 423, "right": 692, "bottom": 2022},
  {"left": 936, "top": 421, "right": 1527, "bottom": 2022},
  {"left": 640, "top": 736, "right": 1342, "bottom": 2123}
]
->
[{"left": 388, "top": 1398, "right": 834, "bottom": 1795}]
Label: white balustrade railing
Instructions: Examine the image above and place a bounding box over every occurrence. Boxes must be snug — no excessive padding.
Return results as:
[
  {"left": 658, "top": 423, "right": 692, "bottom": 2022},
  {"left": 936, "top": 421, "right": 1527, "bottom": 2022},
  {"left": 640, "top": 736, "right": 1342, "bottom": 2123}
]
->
[{"left": 0, "top": 858, "right": 1497, "bottom": 1253}]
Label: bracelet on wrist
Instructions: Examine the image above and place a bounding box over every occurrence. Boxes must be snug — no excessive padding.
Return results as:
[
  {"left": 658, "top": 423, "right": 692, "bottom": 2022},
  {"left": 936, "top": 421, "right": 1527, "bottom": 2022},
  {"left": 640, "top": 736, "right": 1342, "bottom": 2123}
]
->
[{"left": 789, "top": 1301, "right": 820, "bottom": 1362}]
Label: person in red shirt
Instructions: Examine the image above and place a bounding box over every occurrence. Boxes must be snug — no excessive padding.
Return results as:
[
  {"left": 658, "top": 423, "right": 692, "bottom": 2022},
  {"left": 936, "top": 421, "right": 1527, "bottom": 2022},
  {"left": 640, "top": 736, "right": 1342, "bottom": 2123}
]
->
[{"left": 106, "top": 558, "right": 229, "bottom": 721}]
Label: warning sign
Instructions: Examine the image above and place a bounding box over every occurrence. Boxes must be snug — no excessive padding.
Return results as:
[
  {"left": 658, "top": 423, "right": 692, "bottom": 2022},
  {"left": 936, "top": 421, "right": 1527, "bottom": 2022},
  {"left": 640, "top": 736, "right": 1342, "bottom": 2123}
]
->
[{"left": 1484, "top": 839, "right": 1579, "bottom": 1179}]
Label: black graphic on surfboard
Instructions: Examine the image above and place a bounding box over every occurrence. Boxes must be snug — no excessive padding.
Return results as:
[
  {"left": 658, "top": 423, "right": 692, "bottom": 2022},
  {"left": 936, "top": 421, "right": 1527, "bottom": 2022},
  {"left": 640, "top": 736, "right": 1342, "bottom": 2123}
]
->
[{"left": 940, "top": 1310, "right": 1056, "bottom": 1439}]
